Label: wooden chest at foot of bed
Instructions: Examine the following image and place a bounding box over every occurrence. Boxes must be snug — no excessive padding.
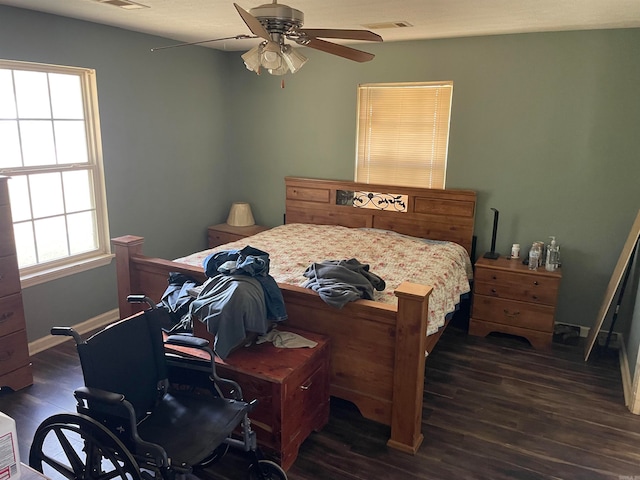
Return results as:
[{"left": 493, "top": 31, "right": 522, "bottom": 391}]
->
[{"left": 174, "top": 325, "right": 331, "bottom": 471}]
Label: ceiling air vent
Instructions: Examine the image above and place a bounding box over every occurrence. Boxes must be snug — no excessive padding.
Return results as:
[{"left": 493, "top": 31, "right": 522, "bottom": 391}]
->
[
  {"left": 94, "top": 0, "right": 149, "bottom": 10},
  {"left": 362, "top": 21, "right": 413, "bottom": 29}
]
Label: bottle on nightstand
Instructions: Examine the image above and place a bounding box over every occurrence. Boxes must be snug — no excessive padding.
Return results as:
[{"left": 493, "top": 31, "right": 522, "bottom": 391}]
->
[
  {"left": 528, "top": 244, "right": 540, "bottom": 270},
  {"left": 545, "top": 237, "right": 560, "bottom": 271}
]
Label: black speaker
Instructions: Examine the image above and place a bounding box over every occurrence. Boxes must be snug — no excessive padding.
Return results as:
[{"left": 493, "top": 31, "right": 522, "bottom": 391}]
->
[{"left": 483, "top": 208, "right": 500, "bottom": 259}]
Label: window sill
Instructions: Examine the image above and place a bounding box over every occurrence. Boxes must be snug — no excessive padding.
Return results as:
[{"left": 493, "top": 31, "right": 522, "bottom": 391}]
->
[{"left": 21, "top": 253, "right": 115, "bottom": 289}]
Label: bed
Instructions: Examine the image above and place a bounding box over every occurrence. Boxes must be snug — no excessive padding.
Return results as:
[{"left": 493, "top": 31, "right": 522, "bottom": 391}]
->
[{"left": 113, "top": 176, "right": 477, "bottom": 454}]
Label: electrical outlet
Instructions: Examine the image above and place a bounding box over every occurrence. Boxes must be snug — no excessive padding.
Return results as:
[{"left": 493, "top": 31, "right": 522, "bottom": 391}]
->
[{"left": 597, "top": 331, "right": 619, "bottom": 349}]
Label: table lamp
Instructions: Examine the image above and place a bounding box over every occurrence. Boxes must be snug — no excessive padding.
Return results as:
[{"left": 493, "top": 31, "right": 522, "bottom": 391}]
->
[{"left": 226, "top": 202, "right": 255, "bottom": 227}]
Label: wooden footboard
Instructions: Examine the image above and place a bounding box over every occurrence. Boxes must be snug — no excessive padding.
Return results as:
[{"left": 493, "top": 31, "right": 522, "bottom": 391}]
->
[{"left": 112, "top": 235, "right": 433, "bottom": 453}]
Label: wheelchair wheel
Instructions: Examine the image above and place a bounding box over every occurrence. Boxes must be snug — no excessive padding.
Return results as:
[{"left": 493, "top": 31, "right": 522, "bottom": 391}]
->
[
  {"left": 29, "top": 413, "right": 142, "bottom": 480},
  {"left": 248, "top": 459, "right": 287, "bottom": 480}
]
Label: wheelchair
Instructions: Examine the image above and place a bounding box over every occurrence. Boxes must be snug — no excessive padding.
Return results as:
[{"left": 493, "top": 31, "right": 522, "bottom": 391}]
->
[{"left": 28, "top": 296, "right": 287, "bottom": 480}]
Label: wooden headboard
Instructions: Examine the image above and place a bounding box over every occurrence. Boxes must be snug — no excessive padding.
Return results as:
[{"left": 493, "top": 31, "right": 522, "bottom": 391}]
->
[{"left": 284, "top": 177, "right": 477, "bottom": 255}]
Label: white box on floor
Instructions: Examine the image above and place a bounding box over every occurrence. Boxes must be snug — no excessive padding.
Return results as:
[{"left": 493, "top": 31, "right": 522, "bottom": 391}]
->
[{"left": 0, "top": 412, "right": 20, "bottom": 480}]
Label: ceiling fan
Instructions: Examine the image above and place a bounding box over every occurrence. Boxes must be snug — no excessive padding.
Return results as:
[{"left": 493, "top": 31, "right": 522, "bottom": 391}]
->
[{"left": 152, "top": 1, "right": 383, "bottom": 76}]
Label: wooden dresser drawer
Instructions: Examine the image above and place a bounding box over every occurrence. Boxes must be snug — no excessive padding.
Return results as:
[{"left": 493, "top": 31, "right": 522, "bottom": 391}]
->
[
  {"left": 0, "top": 255, "right": 21, "bottom": 298},
  {"left": 207, "top": 224, "right": 270, "bottom": 248},
  {"left": 472, "top": 295, "right": 555, "bottom": 332},
  {"left": 0, "top": 293, "right": 26, "bottom": 337},
  {"left": 474, "top": 268, "right": 560, "bottom": 305},
  {"left": 0, "top": 329, "right": 30, "bottom": 377},
  {"left": 0, "top": 178, "right": 33, "bottom": 391},
  {"left": 208, "top": 231, "right": 245, "bottom": 248},
  {"left": 0, "top": 205, "right": 16, "bottom": 258}
]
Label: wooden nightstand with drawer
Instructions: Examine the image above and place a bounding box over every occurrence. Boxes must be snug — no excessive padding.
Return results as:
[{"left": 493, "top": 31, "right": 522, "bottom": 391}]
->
[
  {"left": 469, "top": 256, "right": 562, "bottom": 349},
  {"left": 207, "top": 224, "right": 270, "bottom": 248}
]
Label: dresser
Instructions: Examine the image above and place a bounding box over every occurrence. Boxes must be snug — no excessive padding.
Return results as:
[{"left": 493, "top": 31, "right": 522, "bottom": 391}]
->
[
  {"left": 168, "top": 324, "right": 330, "bottom": 471},
  {"left": 0, "top": 177, "right": 33, "bottom": 391},
  {"left": 469, "top": 256, "right": 562, "bottom": 349},
  {"left": 207, "top": 224, "right": 270, "bottom": 248}
]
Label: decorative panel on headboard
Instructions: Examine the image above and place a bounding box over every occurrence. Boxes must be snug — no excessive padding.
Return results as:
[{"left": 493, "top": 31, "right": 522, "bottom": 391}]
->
[{"left": 284, "top": 177, "right": 477, "bottom": 254}]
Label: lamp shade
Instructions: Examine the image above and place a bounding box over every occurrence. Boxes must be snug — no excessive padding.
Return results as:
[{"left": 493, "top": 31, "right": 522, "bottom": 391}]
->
[{"left": 226, "top": 202, "right": 255, "bottom": 227}]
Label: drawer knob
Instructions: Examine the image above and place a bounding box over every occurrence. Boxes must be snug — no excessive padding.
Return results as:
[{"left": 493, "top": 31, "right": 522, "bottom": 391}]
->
[
  {"left": 532, "top": 295, "right": 539, "bottom": 301},
  {"left": 492, "top": 275, "right": 497, "bottom": 280},
  {"left": 533, "top": 281, "right": 539, "bottom": 286},
  {"left": 0, "top": 311, "right": 14, "bottom": 322},
  {"left": 491, "top": 289, "right": 497, "bottom": 294},
  {"left": 503, "top": 309, "right": 520, "bottom": 318}
]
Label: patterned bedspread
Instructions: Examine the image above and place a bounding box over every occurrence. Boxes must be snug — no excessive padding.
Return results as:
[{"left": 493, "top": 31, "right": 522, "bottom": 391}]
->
[{"left": 175, "top": 223, "right": 473, "bottom": 336}]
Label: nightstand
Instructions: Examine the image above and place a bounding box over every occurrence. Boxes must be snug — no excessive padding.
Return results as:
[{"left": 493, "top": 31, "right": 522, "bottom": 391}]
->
[
  {"left": 207, "top": 223, "right": 270, "bottom": 248},
  {"left": 469, "top": 256, "right": 562, "bottom": 349}
]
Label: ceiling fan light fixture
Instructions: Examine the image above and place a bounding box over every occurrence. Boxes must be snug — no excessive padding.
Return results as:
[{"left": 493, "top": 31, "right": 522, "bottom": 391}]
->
[
  {"left": 260, "top": 42, "right": 283, "bottom": 70},
  {"left": 241, "top": 44, "right": 262, "bottom": 73},
  {"left": 281, "top": 45, "right": 307, "bottom": 73},
  {"left": 267, "top": 63, "right": 289, "bottom": 76},
  {"left": 233, "top": 2, "right": 382, "bottom": 78}
]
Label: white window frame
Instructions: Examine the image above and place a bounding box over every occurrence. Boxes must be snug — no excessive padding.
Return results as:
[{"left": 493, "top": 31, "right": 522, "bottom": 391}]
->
[
  {"left": 355, "top": 81, "right": 453, "bottom": 189},
  {"left": 0, "top": 59, "right": 112, "bottom": 288}
]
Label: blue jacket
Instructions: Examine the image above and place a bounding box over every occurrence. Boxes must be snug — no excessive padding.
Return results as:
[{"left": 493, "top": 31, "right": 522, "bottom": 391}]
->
[{"left": 203, "top": 246, "right": 288, "bottom": 321}]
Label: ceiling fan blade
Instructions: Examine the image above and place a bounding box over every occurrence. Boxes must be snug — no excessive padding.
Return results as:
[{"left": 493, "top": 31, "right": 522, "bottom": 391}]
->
[
  {"left": 234, "top": 3, "right": 271, "bottom": 41},
  {"left": 150, "top": 34, "right": 255, "bottom": 52},
  {"left": 305, "top": 38, "right": 375, "bottom": 62},
  {"left": 299, "top": 28, "right": 382, "bottom": 42}
]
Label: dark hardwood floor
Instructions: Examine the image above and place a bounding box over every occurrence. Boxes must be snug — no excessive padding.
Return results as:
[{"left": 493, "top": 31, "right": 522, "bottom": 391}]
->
[{"left": 2, "top": 325, "right": 639, "bottom": 480}]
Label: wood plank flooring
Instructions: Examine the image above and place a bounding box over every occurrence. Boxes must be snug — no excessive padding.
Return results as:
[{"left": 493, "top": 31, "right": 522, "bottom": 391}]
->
[{"left": 1, "top": 326, "right": 639, "bottom": 480}]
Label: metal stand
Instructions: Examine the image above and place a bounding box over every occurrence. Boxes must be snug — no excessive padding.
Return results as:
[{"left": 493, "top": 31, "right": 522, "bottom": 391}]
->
[{"left": 483, "top": 208, "right": 500, "bottom": 259}]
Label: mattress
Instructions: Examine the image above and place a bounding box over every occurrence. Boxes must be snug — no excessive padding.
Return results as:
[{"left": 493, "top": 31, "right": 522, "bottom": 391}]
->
[{"left": 175, "top": 223, "right": 472, "bottom": 336}]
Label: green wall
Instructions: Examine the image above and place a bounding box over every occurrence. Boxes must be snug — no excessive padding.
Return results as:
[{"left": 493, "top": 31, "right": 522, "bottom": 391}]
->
[
  {"left": 2, "top": 5, "right": 640, "bottom": 346},
  {"left": 224, "top": 29, "right": 640, "bottom": 337}
]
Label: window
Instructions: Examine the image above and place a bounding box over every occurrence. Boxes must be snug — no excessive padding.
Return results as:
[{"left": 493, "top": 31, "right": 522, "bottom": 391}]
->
[
  {"left": 355, "top": 81, "right": 453, "bottom": 189},
  {"left": 0, "top": 60, "right": 111, "bottom": 287}
]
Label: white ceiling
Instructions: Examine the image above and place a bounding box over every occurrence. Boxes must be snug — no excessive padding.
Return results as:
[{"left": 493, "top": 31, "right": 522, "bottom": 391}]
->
[{"left": 3, "top": 0, "right": 640, "bottom": 52}]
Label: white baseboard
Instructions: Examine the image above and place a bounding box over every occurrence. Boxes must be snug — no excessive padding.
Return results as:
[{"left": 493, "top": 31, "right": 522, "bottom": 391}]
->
[
  {"left": 615, "top": 332, "right": 640, "bottom": 415},
  {"left": 28, "top": 309, "right": 120, "bottom": 356},
  {"left": 632, "top": 365, "right": 640, "bottom": 415}
]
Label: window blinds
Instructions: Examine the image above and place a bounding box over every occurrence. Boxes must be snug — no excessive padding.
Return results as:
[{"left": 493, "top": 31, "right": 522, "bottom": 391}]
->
[{"left": 355, "top": 81, "right": 453, "bottom": 189}]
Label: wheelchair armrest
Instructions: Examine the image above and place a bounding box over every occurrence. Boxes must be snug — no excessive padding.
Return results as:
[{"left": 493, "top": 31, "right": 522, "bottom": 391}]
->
[
  {"left": 165, "top": 334, "right": 209, "bottom": 349},
  {"left": 74, "top": 387, "right": 138, "bottom": 437},
  {"left": 74, "top": 387, "right": 171, "bottom": 469},
  {"left": 51, "top": 327, "right": 84, "bottom": 345},
  {"left": 74, "top": 386, "right": 125, "bottom": 405}
]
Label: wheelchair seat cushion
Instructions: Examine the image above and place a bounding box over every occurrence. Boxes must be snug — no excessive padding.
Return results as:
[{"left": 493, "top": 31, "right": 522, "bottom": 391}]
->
[{"left": 135, "top": 391, "right": 250, "bottom": 466}]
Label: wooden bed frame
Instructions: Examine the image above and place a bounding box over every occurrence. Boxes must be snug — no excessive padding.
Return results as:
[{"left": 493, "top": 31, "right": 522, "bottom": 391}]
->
[{"left": 113, "top": 177, "right": 476, "bottom": 454}]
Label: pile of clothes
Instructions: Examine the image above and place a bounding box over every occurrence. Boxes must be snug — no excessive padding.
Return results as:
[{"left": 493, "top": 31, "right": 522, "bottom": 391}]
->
[
  {"left": 160, "top": 246, "right": 286, "bottom": 359},
  {"left": 303, "top": 258, "right": 386, "bottom": 308}
]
